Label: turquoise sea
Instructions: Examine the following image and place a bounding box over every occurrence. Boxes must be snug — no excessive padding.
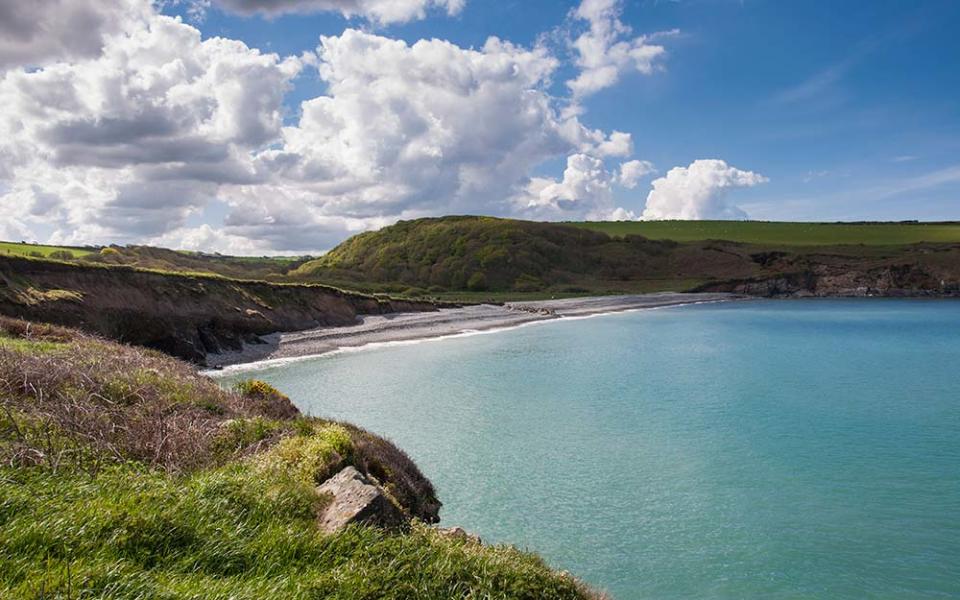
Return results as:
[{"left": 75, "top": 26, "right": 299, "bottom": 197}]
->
[{"left": 221, "top": 299, "right": 960, "bottom": 599}]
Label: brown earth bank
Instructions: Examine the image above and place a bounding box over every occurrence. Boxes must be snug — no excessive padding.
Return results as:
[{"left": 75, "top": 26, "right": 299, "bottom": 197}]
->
[{"left": 0, "top": 256, "right": 446, "bottom": 364}]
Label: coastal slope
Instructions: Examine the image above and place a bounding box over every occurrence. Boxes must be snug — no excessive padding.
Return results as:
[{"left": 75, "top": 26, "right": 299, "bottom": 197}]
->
[{"left": 0, "top": 316, "right": 601, "bottom": 599}]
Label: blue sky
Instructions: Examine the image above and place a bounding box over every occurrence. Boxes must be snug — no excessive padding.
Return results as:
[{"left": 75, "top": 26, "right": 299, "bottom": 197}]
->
[
  {"left": 1, "top": 0, "right": 958, "bottom": 253},
  {"left": 160, "top": 0, "right": 960, "bottom": 222}
]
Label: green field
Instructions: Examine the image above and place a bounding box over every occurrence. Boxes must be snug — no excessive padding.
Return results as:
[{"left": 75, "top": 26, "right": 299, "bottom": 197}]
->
[
  {"left": 568, "top": 221, "right": 960, "bottom": 246},
  {"left": 0, "top": 240, "right": 93, "bottom": 258}
]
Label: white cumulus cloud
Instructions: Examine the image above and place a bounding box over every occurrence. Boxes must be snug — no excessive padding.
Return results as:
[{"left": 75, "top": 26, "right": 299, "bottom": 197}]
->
[
  {"left": 233, "top": 29, "right": 636, "bottom": 248},
  {"left": 517, "top": 153, "right": 636, "bottom": 221},
  {"left": 567, "top": 0, "right": 671, "bottom": 99},
  {"left": 641, "top": 159, "right": 768, "bottom": 220},
  {"left": 618, "top": 159, "right": 655, "bottom": 188},
  {"left": 0, "top": 6, "right": 303, "bottom": 247}
]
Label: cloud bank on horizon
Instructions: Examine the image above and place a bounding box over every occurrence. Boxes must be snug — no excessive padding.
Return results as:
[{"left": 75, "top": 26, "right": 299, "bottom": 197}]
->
[{"left": 0, "top": 0, "right": 765, "bottom": 253}]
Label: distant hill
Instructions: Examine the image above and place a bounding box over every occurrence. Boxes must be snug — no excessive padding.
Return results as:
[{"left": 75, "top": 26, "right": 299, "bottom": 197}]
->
[
  {"left": 292, "top": 215, "right": 725, "bottom": 295},
  {"left": 81, "top": 245, "right": 312, "bottom": 280},
  {"left": 292, "top": 216, "right": 960, "bottom": 298},
  {"left": 1, "top": 241, "right": 311, "bottom": 281}
]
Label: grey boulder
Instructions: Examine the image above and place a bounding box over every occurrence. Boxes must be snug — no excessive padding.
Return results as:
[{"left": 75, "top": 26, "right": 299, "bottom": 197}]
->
[{"left": 316, "top": 466, "right": 407, "bottom": 533}]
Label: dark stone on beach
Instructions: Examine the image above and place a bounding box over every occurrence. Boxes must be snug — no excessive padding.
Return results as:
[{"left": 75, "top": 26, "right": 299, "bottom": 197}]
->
[{"left": 316, "top": 466, "right": 407, "bottom": 533}]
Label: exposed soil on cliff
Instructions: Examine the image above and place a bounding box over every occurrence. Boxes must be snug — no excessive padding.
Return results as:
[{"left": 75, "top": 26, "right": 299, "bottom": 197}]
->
[{"left": 0, "top": 256, "right": 443, "bottom": 364}]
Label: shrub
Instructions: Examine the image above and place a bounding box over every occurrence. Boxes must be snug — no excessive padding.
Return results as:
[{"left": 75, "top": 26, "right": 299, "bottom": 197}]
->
[
  {"left": 235, "top": 379, "right": 280, "bottom": 397},
  {"left": 234, "top": 379, "right": 299, "bottom": 419},
  {"left": 467, "top": 271, "right": 487, "bottom": 291},
  {"left": 48, "top": 250, "right": 75, "bottom": 260}
]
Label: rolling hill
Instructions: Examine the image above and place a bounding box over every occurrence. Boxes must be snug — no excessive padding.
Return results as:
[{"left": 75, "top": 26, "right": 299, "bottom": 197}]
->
[{"left": 292, "top": 216, "right": 960, "bottom": 298}]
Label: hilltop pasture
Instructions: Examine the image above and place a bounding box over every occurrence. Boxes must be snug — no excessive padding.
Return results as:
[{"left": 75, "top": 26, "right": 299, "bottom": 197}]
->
[
  {"left": 0, "top": 241, "right": 93, "bottom": 259},
  {"left": 569, "top": 220, "right": 960, "bottom": 246}
]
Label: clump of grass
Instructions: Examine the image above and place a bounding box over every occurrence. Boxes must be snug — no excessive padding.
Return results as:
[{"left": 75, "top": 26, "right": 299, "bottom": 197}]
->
[
  {"left": 255, "top": 424, "right": 352, "bottom": 486},
  {"left": 0, "top": 334, "right": 66, "bottom": 354},
  {"left": 211, "top": 417, "right": 284, "bottom": 459}
]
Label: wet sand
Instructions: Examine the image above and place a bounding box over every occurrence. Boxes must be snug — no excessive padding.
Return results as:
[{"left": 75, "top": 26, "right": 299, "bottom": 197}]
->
[{"left": 206, "top": 292, "right": 742, "bottom": 370}]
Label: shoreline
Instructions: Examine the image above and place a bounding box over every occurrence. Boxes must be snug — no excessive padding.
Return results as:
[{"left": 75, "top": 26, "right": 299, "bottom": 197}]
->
[{"left": 204, "top": 292, "right": 743, "bottom": 374}]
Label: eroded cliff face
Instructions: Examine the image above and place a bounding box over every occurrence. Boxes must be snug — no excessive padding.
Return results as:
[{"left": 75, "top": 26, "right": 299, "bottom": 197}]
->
[
  {"left": 0, "top": 257, "right": 442, "bottom": 363},
  {"left": 695, "top": 245, "right": 960, "bottom": 298}
]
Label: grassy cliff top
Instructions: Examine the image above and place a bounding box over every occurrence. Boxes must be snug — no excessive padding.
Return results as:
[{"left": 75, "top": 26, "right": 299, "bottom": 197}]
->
[{"left": 0, "top": 317, "right": 600, "bottom": 599}]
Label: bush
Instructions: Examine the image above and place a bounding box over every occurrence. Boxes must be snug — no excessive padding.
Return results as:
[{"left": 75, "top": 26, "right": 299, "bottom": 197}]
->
[
  {"left": 467, "top": 271, "right": 488, "bottom": 291},
  {"left": 235, "top": 379, "right": 299, "bottom": 419},
  {"left": 48, "top": 250, "right": 75, "bottom": 260},
  {"left": 402, "top": 287, "right": 427, "bottom": 297},
  {"left": 235, "top": 379, "right": 281, "bottom": 397}
]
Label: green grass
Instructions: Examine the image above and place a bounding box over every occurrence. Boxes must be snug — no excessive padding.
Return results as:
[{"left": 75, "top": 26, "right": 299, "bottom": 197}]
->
[
  {"left": 0, "top": 465, "right": 595, "bottom": 600},
  {"left": 0, "top": 241, "right": 93, "bottom": 259},
  {"left": 0, "top": 335, "right": 66, "bottom": 354},
  {"left": 568, "top": 220, "right": 960, "bottom": 245}
]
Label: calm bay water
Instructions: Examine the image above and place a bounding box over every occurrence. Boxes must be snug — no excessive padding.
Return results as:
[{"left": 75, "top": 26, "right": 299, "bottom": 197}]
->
[{"left": 221, "top": 299, "right": 960, "bottom": 599}]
